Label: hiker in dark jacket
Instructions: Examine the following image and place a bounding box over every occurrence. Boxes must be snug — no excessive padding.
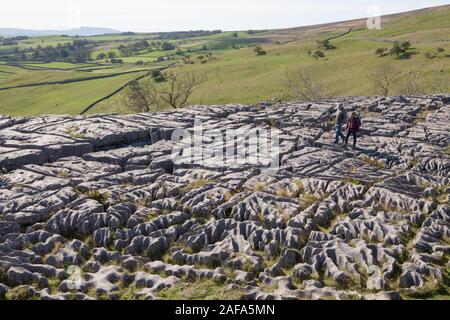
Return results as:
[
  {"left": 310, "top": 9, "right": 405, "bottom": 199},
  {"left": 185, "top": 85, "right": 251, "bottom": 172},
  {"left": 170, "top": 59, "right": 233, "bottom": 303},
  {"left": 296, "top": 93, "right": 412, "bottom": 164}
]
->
[
  {"left": 334, "top": 103, "right": 346, "bottom": 144},
  {"left": 345, "top": 112, "right": 361, "bottom": 149}
]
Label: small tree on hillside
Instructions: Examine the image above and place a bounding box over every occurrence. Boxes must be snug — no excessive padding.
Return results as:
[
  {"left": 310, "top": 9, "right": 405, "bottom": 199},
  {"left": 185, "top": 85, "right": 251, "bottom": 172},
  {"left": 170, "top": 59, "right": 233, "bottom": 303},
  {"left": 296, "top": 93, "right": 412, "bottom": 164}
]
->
[
  {"left": 426, "top": 47, "right": 445, "bottom": 59},
  {"left": 150, "top": 69, "right": 166, "bottom": 82},
  {"left": 316, "top": 39, "right": 336, "bottom": 50},
  {"left": 124, "top": 71, "right": 205, "bottom": 112},
  {"left": 311, "top": 50, "right": 325, "bottom": 60},
  {"left": 161, "top": 42, "right": 175, "bottom": 51},
  {"left": 390, "top": 41, "right": 413, "bottom": 59},
  {"left": 375, "top": 47, "right": 388, "bottom": 57},
  {"left": 158, "top": 72, "right": 205, "bottom": 108},
  {"left": 124, "top": 80, "right": 160, "bottom": 113},
  {"left": 107, "top": 51, "right": 117, "bottom": 59},
  {"left": 425, "top": 52, "right": 437, "bottom": 59},
  {"left": 286, "top": 68, "right": 328, "bottom": 102},
  {"left": 371, "top": 63, "right": 401, "bottom": 97},
  {"left": 254, "top": 46, "right": 266, "bottom": 56},
  {"left": 96, "top": 52, "right": 107, "bottom": 60}
]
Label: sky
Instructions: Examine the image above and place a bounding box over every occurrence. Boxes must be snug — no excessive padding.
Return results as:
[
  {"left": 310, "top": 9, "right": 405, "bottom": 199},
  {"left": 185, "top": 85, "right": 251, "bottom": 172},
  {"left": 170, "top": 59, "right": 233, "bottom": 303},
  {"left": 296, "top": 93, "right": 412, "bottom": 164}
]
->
[{"left": 1, "top": 0, "right": 449, "bottom": 32}]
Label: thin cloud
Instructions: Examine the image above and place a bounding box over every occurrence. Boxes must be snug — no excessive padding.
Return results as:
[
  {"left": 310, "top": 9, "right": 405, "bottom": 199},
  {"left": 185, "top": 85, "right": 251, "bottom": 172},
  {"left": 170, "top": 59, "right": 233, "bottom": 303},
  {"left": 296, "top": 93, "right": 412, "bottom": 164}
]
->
[{"left": 0, "top": 0, "right": 448, "bottom": 31}]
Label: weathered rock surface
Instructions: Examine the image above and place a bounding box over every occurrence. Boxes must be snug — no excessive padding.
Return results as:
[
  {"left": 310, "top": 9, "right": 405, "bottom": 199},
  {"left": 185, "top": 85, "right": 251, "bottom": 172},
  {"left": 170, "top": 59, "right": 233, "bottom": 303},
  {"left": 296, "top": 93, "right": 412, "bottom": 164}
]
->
[{"left": 0, "top": 95, "right": 449, "bottom": 300}]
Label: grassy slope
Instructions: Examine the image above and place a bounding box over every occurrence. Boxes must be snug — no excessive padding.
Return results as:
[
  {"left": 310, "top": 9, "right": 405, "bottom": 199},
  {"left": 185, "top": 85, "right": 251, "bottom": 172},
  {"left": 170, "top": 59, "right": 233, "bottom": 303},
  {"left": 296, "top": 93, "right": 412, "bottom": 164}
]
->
[
  {"left": 90, "top": 5, "right": 450, "bottom": 114},
  {"left": 175, "top": 6, "right": 450, "bottom": 105},
  {"left": 0, "top": 5, "right": 448, "bottom": 116},
  {"left": 0, "top": 71, "right": 147, "bottom": 116},
  {"left": 0, "top": 68, "right": 99, "bottom": 87}
]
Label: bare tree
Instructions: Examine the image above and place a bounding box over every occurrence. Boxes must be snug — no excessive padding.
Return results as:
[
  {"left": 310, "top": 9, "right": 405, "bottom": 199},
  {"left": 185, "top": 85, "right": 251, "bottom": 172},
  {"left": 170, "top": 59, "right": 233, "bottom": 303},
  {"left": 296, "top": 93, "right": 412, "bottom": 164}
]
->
[
  {"left": 158, "top": 71, "right": 205, "bottom": 108},
  {"left": 286, "top": 68, "right": 328, "bottom": 102},
  {"left": 124, "top": 78, "right": 161, "bottom": 113},
  {"left": 371, "top": 63, "right": 400, "bottom": 97},
  {"left": 124, "top": 71, "right": 205, "bottom": 112}
]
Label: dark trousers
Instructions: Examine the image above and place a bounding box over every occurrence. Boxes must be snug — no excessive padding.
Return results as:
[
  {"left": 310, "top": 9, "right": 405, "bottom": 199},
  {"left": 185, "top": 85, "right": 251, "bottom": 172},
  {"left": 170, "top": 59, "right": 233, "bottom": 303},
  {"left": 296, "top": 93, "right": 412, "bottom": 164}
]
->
[{"left": 345, "top": 130, "right": 357, "bottom": 148}]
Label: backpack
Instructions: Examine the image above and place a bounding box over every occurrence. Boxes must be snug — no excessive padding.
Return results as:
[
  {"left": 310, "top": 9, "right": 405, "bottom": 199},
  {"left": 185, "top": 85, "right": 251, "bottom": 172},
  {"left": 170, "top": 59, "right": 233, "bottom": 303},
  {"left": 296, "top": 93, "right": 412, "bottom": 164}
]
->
[{"left": 349, "top": 116, "right": 361, "bottom": 131}]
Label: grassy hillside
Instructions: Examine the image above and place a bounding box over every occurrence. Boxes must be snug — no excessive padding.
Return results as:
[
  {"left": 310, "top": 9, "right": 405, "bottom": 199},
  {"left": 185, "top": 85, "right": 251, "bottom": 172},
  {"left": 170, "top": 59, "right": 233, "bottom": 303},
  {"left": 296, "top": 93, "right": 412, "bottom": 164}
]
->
[
  {"left": 0, "top": 5, "right": 448, "bottom": 116},
  {"left": 91, "top": 5, "right": 450, "bottom": 114},
  {"left": 183, "top": 40, "right": 448, "bottom": 105},
  {"left": 0, "top": 71, "right": 148, "bottom": 116}
]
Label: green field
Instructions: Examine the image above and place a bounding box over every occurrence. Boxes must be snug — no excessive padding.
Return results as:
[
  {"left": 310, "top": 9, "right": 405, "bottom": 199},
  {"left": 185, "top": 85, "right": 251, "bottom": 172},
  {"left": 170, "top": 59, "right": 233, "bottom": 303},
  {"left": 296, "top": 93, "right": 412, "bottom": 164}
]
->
[
  {"left": 0, "top": 71, "right": 149, "bottom": 116},
  {"left": 173, "top": 40, "right": 448, "bottom": 105},
  {"left": 0, "top": 5, "right": 449, "bottom": 116}
]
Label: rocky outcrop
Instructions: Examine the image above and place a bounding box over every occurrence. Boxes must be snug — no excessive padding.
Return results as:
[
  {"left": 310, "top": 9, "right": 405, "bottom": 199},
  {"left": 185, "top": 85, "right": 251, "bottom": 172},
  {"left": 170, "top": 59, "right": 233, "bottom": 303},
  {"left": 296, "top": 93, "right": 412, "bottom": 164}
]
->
[{"left": 0, "top": 95, "right": 449, "bottom": 300}]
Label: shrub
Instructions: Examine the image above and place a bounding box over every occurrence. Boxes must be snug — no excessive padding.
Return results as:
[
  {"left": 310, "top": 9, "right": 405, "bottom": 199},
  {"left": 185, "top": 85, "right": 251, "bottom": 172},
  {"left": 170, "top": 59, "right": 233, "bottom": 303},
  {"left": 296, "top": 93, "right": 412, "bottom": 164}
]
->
[
  {"left": 316, "top": 39, "right": 336, "bottom": 50},
  {"left": 309, "top": 50, "right": 325, "bottom": 60},
  {"left": 86, "top": 190, "right": 110, "bottom": 206},
  {"left": 375, "top": 47, "right": 388, "bottom": 57},
  {"left": 425, "top": 52, "right": 437, "bottom": 59},
  {"left": 161, "top": 42, "right": 175, "bottom": 51},
  {"left": 107, "top": 51, "right": 117, "bottom": 59},
  {"left": 299, "top": 193, "right": 319, "bottom": 210},
  {"left": 151, "top": 69, "right": 166, "bottom": 82},
  {"left": 184, "top": 179, "right": 211, "bottom": 191},
  {"left": 286, "top": 67, "right": 328, "bottom": 102},
  {"left": 96, "top": 52, "right": 107, "bottom": 60},
  {"left": 5, "top": 286, "right": 32, "bottom": 300},
  {"left": 426, "top": 47, "right": 445, "bottom": 59},
  {"left": 390, "top": 41, "right": 413, "bottom": 59},
  {"left": 254, "top": 46, "right": 266, "bottom": 56},
  {"left": 257, "top": 49, "right": 267, "bottom": 56}
]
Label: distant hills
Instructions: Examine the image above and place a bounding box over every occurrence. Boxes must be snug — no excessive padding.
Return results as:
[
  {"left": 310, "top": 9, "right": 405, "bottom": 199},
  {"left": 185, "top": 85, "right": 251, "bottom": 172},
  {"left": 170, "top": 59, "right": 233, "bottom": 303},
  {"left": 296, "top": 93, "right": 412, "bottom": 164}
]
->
[{"left": 0, "top": 27, "right": 121, "bottom": 37}]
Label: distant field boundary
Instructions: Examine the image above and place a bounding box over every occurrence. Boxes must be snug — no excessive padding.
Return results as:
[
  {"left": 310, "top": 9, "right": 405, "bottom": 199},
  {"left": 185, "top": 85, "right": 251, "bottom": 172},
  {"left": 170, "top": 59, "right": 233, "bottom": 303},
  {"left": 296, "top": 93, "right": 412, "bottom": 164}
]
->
[
  {"left": 0, "top": 69, "right": 16, "bottom": 74},
  {"left": 2, "top": 61, "right": 119, "bottom": 72},
  {"left": 0, "top": 68, "right": 157, "bottom": 91},
  {"left": 14, "top": 63, "right": 111, "bottom": 72},
  {"left": 324, "top": 28, "right": 353, "bottom": 41},
  {"left": 357, "top": 37, "right": 450, "bottom": 44},
  {"left": 79, "top": 63, "right": 175, "bottom": 115}
]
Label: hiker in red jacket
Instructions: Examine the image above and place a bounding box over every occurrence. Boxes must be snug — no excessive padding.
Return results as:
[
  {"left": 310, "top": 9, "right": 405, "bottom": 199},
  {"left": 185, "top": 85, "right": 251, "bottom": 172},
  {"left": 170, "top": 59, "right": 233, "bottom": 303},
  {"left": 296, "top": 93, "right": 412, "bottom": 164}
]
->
[{"left": 345, "top": 112, "right": 361, "bottom": 149}]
